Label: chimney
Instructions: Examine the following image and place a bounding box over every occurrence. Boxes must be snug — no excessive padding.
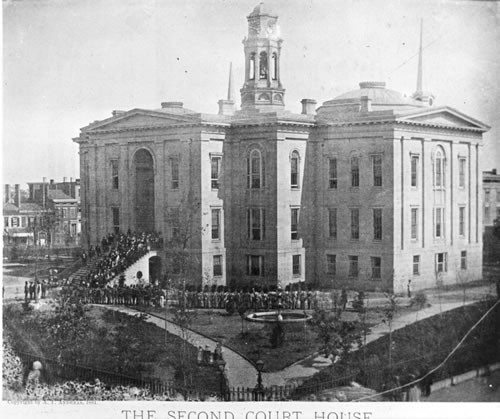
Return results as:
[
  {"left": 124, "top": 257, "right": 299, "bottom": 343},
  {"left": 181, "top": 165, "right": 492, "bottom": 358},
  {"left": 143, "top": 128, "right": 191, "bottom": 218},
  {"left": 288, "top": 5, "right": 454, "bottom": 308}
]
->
[
  {"left": 360, "top": 95, "right": 372, "bottom": 112},
  {"left": 63, "top": 177, "right": 67, "bottom": 183},
  {"left": 4, "top": 184, "right": 10, "bottom": 204},
  {"left": 70, "top": 177, "right": 73, "bottom": 183},
  {"left": 14, "top": 184, "right": 21, "bottom": 207},
  {"left": 218, "top": 99, "right": 235, "bottom": 116},
  {"left": 301, "top": 99, "right": 317, "bottom": 115},
  {"left": 493, "top": 169, "right": 497, "bottom": 175},
  {"left": 50, "top": 179, "right": 54, "bottom": 185},
  {"left": 161, "top": 102, "right": 183, "bottom": 109}
]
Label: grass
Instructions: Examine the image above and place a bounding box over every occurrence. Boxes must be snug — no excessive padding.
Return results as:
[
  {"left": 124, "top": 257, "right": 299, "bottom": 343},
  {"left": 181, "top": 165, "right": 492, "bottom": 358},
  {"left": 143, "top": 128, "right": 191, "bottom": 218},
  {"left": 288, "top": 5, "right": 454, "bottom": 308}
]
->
[
  {"left": 295, "top": 299, "right": 500, "bottom": 398},
  {"left": 146, "top": 307, "right": 383, "bottom": 372},
  {"left": 4, "top": 303, "right": 220, "bottom": 394}
]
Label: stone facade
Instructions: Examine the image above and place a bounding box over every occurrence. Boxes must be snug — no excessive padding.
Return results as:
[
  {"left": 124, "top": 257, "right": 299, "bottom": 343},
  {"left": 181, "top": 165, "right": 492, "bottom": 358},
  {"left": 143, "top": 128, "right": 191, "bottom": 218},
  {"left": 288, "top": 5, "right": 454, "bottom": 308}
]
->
[{"left": 74, "top": 3, "right": 489, "bottom": 292}]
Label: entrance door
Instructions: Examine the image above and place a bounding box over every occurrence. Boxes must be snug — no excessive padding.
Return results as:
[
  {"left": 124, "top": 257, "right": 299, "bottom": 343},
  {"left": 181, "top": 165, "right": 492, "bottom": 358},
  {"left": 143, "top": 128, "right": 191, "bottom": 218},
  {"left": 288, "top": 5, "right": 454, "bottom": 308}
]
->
[{"left": 134, "top": 149, "right": 155, "bottom": 232}]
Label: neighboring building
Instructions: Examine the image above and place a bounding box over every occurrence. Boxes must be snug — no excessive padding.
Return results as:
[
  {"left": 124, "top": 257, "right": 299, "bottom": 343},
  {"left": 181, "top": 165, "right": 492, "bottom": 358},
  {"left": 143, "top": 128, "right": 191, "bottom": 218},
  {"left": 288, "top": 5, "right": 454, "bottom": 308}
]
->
[
  {"left": 74, "top": 3, "right": 489, "bottom": 292},
  {"left": 27, "top": 178, "right": 81, "bottom": 246},
  {"left": 3, "top": 184, "right": 46, "bottom": 246},
  {"left": 483, "top": 169, "right": 500, "bottom": 229}
]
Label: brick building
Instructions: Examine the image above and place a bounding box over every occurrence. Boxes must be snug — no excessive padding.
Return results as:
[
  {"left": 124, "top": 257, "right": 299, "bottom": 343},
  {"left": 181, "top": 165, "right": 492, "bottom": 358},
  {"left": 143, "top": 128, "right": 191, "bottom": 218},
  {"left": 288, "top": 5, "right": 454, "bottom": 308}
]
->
[{"left": 74, "top": 3, "right": 488, "bottom": 292}]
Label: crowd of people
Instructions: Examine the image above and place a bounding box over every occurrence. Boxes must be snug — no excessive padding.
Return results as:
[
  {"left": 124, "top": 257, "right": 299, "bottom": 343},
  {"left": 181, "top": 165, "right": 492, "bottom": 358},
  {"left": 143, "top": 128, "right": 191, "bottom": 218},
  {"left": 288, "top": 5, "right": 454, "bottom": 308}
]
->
[
  {"left": 78, "top": 231, "right": 163, "bottom": 288},
  {"left": 24, "top": 279, "right": 48, "bottom": 303}
]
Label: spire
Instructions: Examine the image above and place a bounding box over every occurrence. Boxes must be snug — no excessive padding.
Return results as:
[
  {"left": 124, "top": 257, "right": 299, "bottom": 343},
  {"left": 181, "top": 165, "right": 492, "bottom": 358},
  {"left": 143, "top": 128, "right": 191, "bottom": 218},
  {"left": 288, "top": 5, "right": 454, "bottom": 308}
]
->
[
  {"left": 416, "top": 18, "right": 423, "bottom": 95},
  {"left": 227, "top": 62, "right": 234, "bottom": 101},
  {"left": 412, "top": 19, "right": 434, "bottom": 106},
  {"left": 218, "top": 62, "right": 236, "bottom": 116}
]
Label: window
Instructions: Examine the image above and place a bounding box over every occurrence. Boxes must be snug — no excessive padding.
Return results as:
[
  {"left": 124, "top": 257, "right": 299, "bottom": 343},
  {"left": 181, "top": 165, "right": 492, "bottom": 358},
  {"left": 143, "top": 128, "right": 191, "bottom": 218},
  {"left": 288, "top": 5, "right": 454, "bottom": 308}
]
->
[
  {"left": 111, "top": 159, "right": 119, "bottom": 189},
  {"left": 328, "top": 158, "right": 338, "bottom": 189},
  {"left": 460, "top": 251, "right": 467, "bottom": 270},
  {"left": 211, "top": 209, "right": 221, "bottom": 240},
  {"left": 411, "top": 155, "right": 419, "bottom": 187},
  {"left": 291, "top": 208, "right": 299, "bottom": 240},
  {"left": 259, "top": 51, "right": 268, "bottom": 79},
  {"left": 71, "top": 224, "right": 77, "bottom": 237},
  {"left": 434, "top": 148, "right": 444, "bottom": 187},
  {"left": 434, "top": 208, "right": 443, "bottom": 238},
  {"left": 247, "top": 255, "right": 264, "bottom": 276},
  {"left": 436, "top": 252, "right": 448, "bottom": 273},
  {"left": 171, "top": 158, "right": 179, "bottom": 189},
  {"left": 373, "top": 208, "right": 382, "bottom": 241},
  {"left": 249, "top": 53, "right": 255, "bottom": 80},
  {"left": 248, "top": 150, "right": 263, "bottom": 189},
  {"left": 351, "top": 156, "right": 359, "bottom": 187},
  {"left": 170, "top": 208, "right": 180, "bottom": 239},
  {"left": 21, "top": 217, "right": 26, "bottom": 227},
  {"left": 326, "top": 254, "right": 336, "bottom": 276},
  {"left": 62, "top": 208, "right": 68, "bottom": 219},
  {"left": 459, "top": 206, "right": 465, "bottom": 236},
  {"left": 69, "top": 207, "right": 77, "bottom": 218},
  {"left": 484, "top": 206, "right": 490, "bottom": 223},
  {"left": 11, "top": 217, "right": 19, "bottom": 227},
  {"left": 272, "top": 53, "right": 278, "bottom": 80},
  {"left": 211, "top": 156, "right": 221, "bottom": 189},
  {"left": 292, "top": 255, "right": 301, "bottom": 276},
  {"left": 328, "top": 208, "right": 337, "bottom": 239},
  {"left": 348, "top": 256, "right": 359, "bottom": 277},
  {"left": 350, "top": 208, "right": 359, "bottom": 240},
  {"left": 371, "top": 257, "right": 381, "bottom": 279},
  {"left": 372, "top": 155, "right": 382, "bottom": 187},
  {"left": 112, "top": 207, "right": 120, "bottom": 234},
  {"left": 290, "top": 151, "right": 299, "bottom": 188},
  {"left": 4, "top": 217, "right": 9, "bottom": 227},
  {"left": 485, "top": 190, "right": 490, "bottom": 203},
  {"left": 213, "top": 255, "right": 223, "bottom": 277},
  {"left": 413, "top": 255, "right": 420, "bottom": 275},
  {"left": 247, "top": 208, "right": 265, "bottom": 241},
  {"left": 459, "top": 158, "right": 466, "bottom": 188},
  {"left": 411, "top": 208, "right": 418, "bottom": 240}
]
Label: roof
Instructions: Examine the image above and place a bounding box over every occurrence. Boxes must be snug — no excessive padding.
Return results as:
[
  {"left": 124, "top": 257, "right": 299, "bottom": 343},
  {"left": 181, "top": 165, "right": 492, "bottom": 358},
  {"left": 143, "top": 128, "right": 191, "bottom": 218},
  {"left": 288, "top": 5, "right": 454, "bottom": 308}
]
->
[
  {"left": 47, "top": 189, "right": 74, "bottom": 201},
  {"left": 248, "top": 2, "right": 277, "bottom": 18},
  {"left": 322, "top": 82, "right": 425, "bottom": 111},
  {"left": 3, "top": 202, "right": 44, "bottom": 215}
]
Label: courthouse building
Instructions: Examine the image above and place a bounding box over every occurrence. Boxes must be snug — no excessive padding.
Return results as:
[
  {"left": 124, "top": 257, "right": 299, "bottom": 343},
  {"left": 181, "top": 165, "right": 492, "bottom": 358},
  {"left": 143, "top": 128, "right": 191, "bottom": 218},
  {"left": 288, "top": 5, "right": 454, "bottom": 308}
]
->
[{"left": 74, "top": 3, "right": 489, "bottom": 293}]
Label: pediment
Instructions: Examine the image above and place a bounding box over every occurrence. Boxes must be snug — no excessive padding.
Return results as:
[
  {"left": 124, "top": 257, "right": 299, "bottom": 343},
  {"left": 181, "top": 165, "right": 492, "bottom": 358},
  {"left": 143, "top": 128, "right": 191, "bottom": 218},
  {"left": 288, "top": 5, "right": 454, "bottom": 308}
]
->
[
  {"left": 83, "top": 109, "right": 198, "bottom": 132},
  {"left": 397, "top": 107, "right": 489, "bottom": 131}
]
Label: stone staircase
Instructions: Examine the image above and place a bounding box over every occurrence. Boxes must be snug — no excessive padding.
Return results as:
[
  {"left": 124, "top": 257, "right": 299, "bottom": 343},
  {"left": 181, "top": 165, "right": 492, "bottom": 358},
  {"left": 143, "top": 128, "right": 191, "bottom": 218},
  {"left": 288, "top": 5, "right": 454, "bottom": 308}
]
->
[{"left": 68, "top": 255, "right": 104, "bottom": 285}]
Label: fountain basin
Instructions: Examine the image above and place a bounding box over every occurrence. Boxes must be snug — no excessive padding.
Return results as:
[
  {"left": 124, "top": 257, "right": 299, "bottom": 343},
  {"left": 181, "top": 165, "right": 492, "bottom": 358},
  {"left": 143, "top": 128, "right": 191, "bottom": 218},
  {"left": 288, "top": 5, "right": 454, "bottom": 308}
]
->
[{"left": 245, "top": 311, "right": 312, "bottom": 323}]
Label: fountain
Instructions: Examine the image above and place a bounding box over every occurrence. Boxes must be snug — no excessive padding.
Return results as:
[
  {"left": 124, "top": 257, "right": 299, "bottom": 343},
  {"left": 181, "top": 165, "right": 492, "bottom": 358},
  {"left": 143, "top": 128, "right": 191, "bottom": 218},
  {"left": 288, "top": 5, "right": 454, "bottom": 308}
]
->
[{"left": 245, "top": 308, "right": 312, "bottom": 323}]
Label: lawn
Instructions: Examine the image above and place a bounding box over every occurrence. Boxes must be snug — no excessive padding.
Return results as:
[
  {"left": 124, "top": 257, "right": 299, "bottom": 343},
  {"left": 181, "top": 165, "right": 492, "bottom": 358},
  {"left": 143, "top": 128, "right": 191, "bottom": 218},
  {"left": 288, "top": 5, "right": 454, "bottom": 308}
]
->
[
  {"left": 4, "top": 303, "right": 220, "bottom": 395},
  {"left": 145, "top": 307, "right": 383, "bottom": 372}
]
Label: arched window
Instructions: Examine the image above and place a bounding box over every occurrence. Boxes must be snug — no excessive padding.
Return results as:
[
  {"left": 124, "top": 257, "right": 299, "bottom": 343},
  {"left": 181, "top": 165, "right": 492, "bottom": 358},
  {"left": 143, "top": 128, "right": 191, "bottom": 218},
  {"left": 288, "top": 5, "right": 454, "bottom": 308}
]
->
[
  {"left": 272, "top": 53, "right": 278, "bottom": 80},
  {"left": 351, "top": 155, "right": 360, "bottom": 187},
  {"left": 259, "top": 52, "right": 268, "bottom": 79},
  {"left": 249, "top": 53, "right": 256, "bottom": 80},
  {"left": 248, "top": 149, "right": 264, "bottom": 189},
  {"left": 290, "top": 151, "right": 300, "bottom": 188},
  {"left": 434, "top": 147, "right": 445, "bottom": 187}
]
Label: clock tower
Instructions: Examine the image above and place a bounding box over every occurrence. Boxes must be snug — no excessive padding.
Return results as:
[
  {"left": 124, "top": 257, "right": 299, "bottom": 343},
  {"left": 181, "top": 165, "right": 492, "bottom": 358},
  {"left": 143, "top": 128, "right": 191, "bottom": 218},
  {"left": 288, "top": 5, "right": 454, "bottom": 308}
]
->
[{"left": 240, "top": 3, "right": 285, "bottom": 112}]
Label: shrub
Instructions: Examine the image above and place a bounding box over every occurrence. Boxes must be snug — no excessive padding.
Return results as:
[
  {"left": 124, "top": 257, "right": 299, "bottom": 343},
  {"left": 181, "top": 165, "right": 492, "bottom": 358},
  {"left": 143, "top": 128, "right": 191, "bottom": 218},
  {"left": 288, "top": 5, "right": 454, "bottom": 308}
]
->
[{"left": 411, "top": 292, "right": 428, "bottom": 309}]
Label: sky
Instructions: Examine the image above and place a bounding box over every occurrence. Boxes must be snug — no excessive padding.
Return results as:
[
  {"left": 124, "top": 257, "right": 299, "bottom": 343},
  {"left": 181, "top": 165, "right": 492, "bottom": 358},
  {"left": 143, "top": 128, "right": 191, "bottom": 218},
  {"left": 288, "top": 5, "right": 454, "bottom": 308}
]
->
[{"left": 3, "top": 0, "right": 500, "bottom": 185}]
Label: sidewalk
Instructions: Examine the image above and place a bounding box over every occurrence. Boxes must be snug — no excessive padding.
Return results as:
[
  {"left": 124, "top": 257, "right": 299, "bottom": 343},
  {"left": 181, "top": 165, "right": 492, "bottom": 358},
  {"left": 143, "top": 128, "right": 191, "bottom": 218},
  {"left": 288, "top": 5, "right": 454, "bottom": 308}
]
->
[
  {"left": 100, "top": 305, "right": 258, "bottom": 389},
  {"left": 97, "top": 283, "right": 496, "bottom": 390}
]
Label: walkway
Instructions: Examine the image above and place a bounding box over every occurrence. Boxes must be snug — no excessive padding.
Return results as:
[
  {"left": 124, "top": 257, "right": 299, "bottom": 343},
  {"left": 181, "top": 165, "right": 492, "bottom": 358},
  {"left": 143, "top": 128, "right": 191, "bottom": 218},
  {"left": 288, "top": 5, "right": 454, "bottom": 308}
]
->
[
  {"left": 99, "top": 305, "right": 258, "bottom": 389},
  {"left": 262, "top": 285, "right": 495, "bottom": 387}
]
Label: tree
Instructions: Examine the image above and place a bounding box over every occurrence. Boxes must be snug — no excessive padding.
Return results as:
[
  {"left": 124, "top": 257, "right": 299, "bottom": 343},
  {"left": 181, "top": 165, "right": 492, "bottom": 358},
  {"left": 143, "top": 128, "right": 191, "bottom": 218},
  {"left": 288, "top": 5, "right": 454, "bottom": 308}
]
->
[
  {"left": 311, "top": 306, "right": 361, "bottom": 363},
  {"left": 382, "top": 293, "right": 400, "bottom": 370}
]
